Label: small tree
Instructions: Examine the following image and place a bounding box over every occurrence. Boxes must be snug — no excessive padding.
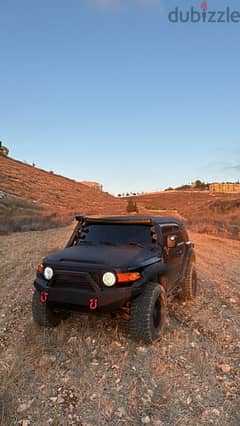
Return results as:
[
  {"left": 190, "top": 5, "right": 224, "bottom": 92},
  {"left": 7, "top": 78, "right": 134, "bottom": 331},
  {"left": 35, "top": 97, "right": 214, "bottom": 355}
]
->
[
  {"left": 126, "top": 198, "right": 139, "bottom": 213},
  {"left": 0, "top": 141, "right": 9, "bottom": 157}
]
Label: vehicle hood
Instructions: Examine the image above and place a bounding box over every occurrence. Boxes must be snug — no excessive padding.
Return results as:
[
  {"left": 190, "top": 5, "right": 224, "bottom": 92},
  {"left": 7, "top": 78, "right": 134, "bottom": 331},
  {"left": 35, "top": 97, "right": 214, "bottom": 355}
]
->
[{"left": 44, "top": 244, "right": 161, "bottom": 270}]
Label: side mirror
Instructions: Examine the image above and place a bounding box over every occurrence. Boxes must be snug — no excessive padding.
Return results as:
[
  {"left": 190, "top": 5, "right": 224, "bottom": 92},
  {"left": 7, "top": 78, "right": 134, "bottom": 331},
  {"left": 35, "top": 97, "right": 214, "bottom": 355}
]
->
[{"left": 167, "top": 235, "right": 177, "bottom": 249}]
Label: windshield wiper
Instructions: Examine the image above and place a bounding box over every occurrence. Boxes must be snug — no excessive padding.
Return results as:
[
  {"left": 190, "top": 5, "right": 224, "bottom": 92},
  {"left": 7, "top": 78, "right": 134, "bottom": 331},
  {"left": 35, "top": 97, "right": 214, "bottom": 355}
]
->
[
  {"left": 128, "top": 242, "right": 144, "bottom": 248},
  {"left": 78, "top": 241, "right": 97, "bottom": 245},
  {"left": 98, "top": 241, "right": 117, "bottom": 246}
]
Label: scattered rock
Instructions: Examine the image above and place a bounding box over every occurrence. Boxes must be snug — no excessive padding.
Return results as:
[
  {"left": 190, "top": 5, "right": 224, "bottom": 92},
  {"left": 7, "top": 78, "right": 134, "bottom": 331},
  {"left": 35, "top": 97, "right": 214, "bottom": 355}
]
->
[
  {"left": 112, "top": 341, "right": 122, "bottom": 348},
  {"left": 60, "top": 375, "right": 70, "bottom": 384},
  {"left": 39, "top": 355, "right": 56, "bottom": 368},
  {"left": 137, "top": 346, "right": 147, "bottom": 353},
  {"left": 218, "top": 363, "right": 231, "bottom": 373},
  {"left": 68, "top": 337, "right": 77, "bottom": 345},
  {"left": 90, "top": 394, "right": 97, "bottom": 401},
  {"left": 112, "top": 364, "right": 120, "bottom": 370},
  {"left": 17, "top": 404, "right": 28, "bottom": 414},
  {"left": 68, "top": 403, "right": 75, "bottom": 412},
  {"left": 21, "top": 420, "right": 31, "bottom": 426},
  {"left": 39, "top": 384, "right": 46, "bottom": 391},
  {"left": 115, "top": 407, "right": 126, "bottom": 418},
  {"left": 141, "top": 415, "right": 151, "bottom": 424},
  {"left": 211, "top": 408, "right": 220, "bottom": 416}
]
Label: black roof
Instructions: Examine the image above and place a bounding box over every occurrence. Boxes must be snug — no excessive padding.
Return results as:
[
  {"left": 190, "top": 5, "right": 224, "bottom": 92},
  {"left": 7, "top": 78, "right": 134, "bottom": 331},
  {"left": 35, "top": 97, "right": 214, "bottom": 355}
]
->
[{"left": 76, "top": 215, "right": 182, "bottom": 226}]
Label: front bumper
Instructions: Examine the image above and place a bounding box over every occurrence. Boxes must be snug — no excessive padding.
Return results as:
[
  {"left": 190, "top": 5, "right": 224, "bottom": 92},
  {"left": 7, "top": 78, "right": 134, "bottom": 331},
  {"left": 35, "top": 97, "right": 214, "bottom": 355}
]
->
[
  {"left": 34, "top": 276, "right": 133, "bottom": 310},
  {"left": 34, "top": 260, "right": 166, "bottom": 311}
]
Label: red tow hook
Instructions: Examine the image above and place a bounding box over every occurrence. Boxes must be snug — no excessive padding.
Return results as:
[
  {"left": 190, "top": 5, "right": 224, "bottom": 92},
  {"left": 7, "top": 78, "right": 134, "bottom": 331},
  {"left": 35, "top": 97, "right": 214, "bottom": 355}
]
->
[
  {"left": 89, "top": 298, "right": 98, "bottom": 310},
  {"left": 40, "top": 292, "right": 48, "bottom": 304}
]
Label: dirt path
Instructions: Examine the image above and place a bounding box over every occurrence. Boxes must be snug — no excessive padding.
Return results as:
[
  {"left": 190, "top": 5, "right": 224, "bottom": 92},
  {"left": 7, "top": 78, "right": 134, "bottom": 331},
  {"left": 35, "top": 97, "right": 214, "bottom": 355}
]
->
[{"left": 0, "top": 228, "right": 239, "bottom": 426}]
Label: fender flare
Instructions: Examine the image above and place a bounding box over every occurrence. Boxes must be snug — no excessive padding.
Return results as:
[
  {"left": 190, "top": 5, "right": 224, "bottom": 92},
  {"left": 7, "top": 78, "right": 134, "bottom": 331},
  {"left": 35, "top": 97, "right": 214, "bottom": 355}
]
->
[{"left": 131, "top": 262, "right": 167, "bottom": 296}]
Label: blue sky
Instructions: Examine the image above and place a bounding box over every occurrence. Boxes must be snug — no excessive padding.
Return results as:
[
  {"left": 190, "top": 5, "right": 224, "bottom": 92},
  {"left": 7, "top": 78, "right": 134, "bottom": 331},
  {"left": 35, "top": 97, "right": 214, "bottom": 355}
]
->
[{"left": 0, "top": 0, "right": 239, "bottom": 194}]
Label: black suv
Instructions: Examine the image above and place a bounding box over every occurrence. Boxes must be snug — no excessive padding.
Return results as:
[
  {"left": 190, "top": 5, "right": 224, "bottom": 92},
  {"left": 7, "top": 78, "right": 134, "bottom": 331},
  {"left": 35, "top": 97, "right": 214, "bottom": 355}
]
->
[{"left": 33, "top": 215, "right": 198, "bottom": 343}]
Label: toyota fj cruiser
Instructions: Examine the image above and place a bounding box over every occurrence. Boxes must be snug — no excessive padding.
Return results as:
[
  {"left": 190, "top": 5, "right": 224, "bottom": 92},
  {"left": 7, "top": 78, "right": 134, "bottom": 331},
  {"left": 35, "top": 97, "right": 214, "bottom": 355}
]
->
[{"left": 32, "top": 215, "right": 198, "bottom": 343}]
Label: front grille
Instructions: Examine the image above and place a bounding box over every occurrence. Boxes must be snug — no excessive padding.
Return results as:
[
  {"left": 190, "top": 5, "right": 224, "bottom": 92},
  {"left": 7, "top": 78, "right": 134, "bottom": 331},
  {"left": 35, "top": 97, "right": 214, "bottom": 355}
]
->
[{"left": 52, "top": 271, "right": 97, "bottom": 292}]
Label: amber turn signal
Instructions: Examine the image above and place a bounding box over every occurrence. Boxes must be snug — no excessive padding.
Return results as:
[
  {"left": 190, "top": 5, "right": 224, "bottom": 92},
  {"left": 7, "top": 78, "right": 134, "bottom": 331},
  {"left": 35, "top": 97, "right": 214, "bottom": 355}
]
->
[
  {"left": 37, "top": 263, "right": 44, "bottom": 274},
  {"left": 117, "top": 272, "right": 141, "bottom": 283}
]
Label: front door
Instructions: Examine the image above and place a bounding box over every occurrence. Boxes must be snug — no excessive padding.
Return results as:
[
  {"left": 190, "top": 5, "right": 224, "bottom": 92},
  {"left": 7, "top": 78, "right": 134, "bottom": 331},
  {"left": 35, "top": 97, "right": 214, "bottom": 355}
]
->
[{"left": 160, "top": 224, "right": 186, "bottom": 290}]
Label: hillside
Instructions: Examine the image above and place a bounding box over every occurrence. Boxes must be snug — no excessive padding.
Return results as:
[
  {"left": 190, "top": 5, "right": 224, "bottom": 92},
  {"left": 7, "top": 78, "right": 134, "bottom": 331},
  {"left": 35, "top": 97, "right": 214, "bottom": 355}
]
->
[
  {"left": 133, "top": 191, "right": 240, "bottom": 240},
  {"left": 0, "top": 157, "right": 126, "bottom": 224},
  {"left": 0, "top": 226, "right": 239, "bottom": 425}
]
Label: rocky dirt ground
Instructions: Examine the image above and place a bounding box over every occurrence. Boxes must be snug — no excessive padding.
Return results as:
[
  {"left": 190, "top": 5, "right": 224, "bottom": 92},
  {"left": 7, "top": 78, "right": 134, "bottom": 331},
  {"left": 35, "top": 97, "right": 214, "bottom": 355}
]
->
[{"left": 0, "top": 227, "right": 239, "bottom": 425}]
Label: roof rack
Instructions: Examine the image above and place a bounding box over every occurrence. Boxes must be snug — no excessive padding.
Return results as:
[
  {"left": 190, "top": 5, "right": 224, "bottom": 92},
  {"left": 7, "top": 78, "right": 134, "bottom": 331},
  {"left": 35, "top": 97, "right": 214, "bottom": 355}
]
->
[{"left": 75, "top": 215, "right": 153, "bottom": 225}]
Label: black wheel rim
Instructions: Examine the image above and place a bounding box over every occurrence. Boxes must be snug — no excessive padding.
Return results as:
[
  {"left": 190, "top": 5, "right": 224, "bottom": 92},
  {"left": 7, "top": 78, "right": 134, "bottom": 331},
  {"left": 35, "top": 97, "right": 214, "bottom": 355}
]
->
[{"left": 153, "top": 298, "right": 161, "bottom": 330}]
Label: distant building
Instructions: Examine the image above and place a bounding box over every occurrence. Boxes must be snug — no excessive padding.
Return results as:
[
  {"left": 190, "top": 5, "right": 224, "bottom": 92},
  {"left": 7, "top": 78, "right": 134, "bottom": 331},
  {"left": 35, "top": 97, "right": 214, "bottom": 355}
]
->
[
  {"left": 210, "top": 183, "right": 240, "bottom": 193},
  {"left": 81, "top": 181, "right": 103, "bottom": 191}
]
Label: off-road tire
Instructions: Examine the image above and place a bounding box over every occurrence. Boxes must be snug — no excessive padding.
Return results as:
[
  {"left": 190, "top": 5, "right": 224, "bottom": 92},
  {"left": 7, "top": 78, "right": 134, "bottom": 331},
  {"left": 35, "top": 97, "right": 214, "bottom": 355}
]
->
[
  {"left": 130, "top": 282, "right": 167, "bottom": 344},
  {"left": 181, "top": 260, "right": 198, "bottom": 301},
  {"left": 32, "top": 290, "right": 68, "bottom": 327}
]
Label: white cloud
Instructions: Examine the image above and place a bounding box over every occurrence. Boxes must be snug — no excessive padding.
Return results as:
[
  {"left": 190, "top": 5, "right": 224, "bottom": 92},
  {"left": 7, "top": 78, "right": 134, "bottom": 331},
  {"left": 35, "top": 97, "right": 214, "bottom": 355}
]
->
[
  {"left": 95, "top": 0, "right": 118, "bottom": 9},
  {"left": 139, "top": 0, "right": 162, "bottom": 6},
  {"left": 87, "top": 0, "right": 162, "bottom": 12}
]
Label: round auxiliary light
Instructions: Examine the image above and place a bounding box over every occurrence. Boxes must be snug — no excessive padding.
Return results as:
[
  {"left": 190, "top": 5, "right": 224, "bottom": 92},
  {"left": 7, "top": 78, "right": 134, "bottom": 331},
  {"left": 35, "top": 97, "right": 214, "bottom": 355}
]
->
[
  {"left": 102, "top": 272, "right": 116, "bottom": 287},
  {"left": 43, "top": 266, "right": 54, "bottom": 280}
]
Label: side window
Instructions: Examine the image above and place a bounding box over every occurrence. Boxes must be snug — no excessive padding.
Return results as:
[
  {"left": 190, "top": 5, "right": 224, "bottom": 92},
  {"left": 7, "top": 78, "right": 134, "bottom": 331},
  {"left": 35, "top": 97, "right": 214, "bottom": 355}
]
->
[
  {"left": 173, "top": 225, "right": 185, "bottom": 244},
  {"left": 160, "top": 225, "right": 178, "bottom": 246},
  {"left": 171, "top": 225, "right": 182, "bottom": 245},
  {"left": 160, "top": 224, "right": 185, "bottom": 246}
]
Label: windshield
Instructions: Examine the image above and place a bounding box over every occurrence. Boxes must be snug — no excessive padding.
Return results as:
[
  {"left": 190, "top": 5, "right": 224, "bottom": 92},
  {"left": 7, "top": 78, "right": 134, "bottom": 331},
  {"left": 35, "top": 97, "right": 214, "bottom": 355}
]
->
[{"left": 77, "top": 223, "right": 154, "bottom": 246}]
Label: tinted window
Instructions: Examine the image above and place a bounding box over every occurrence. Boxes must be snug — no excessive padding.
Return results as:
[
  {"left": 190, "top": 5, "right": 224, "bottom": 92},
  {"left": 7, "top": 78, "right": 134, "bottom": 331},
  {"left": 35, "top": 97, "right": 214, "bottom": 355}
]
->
[{"left": 77, "top": 224, "right": 153, "bottom": 245}]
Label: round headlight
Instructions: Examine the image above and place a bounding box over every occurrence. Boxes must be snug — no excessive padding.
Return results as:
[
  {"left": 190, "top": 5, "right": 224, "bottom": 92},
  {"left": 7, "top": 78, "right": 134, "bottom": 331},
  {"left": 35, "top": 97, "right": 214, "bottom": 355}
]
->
[
  {"left": 102, "top": 272, "right": 116, "bottom": 287},
  {"left": 43, "top": 266, "right": 54, "bottom": 280}
]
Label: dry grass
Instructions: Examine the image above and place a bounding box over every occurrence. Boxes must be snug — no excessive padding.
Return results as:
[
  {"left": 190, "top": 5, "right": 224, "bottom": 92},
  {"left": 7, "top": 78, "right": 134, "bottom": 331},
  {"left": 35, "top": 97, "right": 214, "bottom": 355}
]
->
[
  {"left": 0, "top": 196, "right": 70, "bottom": 234},
  {"left": 0, "top": 227, "right": 239, "bottom": 425},
  {"left": 0, "top": 156, "right": 126, "bottom": 223},
  {"left": 133, "top": 191, "right": 240, "bottom": 240}
]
